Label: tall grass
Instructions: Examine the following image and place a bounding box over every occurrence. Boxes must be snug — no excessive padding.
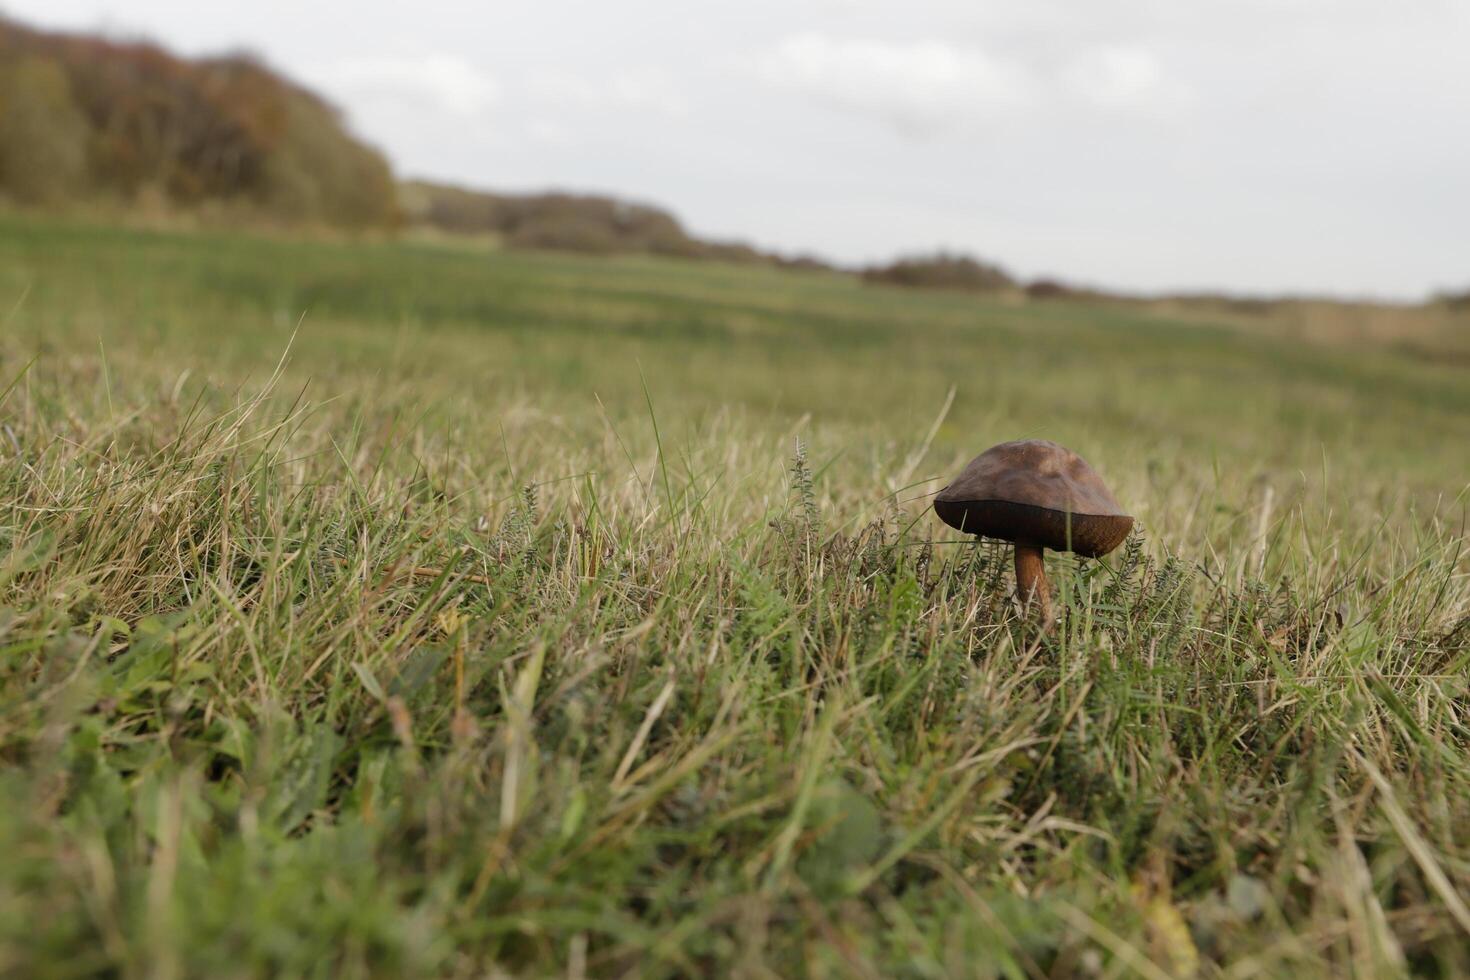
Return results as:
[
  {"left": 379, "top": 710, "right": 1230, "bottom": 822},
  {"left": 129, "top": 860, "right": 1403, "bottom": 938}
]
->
[{"left": 1, "top": 215, "right": 1468, "bottom": 976}]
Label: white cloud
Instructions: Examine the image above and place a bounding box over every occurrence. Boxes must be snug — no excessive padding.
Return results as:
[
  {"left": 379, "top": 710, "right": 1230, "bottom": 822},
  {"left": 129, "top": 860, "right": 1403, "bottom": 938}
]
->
[
  {"left": 307, "top": 54, "right": 501, "bottom": 116},
  {"left": 1062, "top": 46, "right": 1192, "bottom": 115},
  {"left": 752, "top": 35, "right": 1192, "bottom": 133},
  {"left": 527, "top": 119, "right": 577, "bottom": 147},
  {"left": 531, "top": 68, "right": 689, "bottom": 116},
  {"left": 751, "top": 33, "right": 1037, "bottom": 136}
]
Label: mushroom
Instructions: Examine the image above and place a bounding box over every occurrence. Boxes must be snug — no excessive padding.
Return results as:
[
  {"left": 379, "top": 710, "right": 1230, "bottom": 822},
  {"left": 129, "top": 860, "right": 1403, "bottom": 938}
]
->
[{"left": 933, "top": 440, "right": 1133, "bottom": 623}]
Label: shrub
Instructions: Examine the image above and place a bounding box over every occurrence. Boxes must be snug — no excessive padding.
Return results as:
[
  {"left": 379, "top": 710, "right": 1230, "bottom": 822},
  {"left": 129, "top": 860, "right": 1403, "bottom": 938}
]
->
[
  {"left": 1434, "top": 287, "right": 1470, "bottom": 312},
  {"left": 861, "top": 250, "right": 1015, "bottom": 293}
]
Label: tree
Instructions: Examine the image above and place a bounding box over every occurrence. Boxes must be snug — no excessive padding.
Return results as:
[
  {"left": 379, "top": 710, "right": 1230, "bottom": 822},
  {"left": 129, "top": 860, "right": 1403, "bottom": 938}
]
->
[{"left": 0, "top": 56, "right": 90, "bottom": 205}]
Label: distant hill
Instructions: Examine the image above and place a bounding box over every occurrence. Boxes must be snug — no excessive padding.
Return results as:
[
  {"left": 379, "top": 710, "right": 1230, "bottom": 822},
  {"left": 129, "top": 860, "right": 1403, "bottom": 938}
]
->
[{"left": 0, "top": 17, "right": 397, "bottom": 227}]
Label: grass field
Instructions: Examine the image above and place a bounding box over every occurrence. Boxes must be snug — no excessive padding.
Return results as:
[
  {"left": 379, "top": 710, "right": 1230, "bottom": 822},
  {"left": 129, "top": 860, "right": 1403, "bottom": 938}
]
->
[{"left": 1, "top": 213, "right": 1468, "bottom": 978}]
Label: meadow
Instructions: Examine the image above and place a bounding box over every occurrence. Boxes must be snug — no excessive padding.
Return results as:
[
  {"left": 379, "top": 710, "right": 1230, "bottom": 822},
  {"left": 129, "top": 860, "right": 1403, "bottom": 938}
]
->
[{"left": 1, "top": 213, "right": 1468, "bottom": 977}]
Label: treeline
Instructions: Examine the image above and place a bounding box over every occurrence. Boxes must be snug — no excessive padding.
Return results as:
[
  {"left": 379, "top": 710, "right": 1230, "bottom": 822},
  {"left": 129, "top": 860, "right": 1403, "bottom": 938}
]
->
[
  {"left": 0, "top": 17, "right": 395, "bottom": 227},
  {"left": 400, "top": 180, "right": 831, "bottom": 269}
]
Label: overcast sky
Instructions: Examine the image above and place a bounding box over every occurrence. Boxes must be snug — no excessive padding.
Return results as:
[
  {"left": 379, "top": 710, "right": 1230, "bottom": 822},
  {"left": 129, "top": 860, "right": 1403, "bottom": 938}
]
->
[{"left": 8, "top": 0, "right": 1470, "bottom": 298}]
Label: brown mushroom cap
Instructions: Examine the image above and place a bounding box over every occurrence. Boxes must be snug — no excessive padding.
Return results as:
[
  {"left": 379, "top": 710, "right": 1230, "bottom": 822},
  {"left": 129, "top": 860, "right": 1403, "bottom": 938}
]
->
[{"left": 933, "top": 439, "right": 1133, "bottom": 557}]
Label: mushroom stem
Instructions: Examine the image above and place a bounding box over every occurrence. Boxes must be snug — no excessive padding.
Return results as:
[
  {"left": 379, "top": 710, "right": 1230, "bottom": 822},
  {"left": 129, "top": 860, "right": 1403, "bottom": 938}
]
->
[{"left": 1013, "top": 543, "right": 1052, "bottom": 623}]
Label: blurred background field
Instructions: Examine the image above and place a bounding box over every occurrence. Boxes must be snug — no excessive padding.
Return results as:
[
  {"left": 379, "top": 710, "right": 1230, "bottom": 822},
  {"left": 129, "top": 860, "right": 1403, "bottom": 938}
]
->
[{"left": 4, "top": 211, "right": 1469, "bottom": 530}]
